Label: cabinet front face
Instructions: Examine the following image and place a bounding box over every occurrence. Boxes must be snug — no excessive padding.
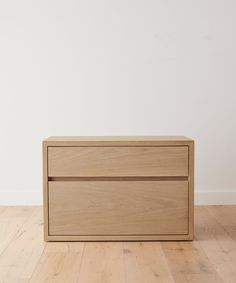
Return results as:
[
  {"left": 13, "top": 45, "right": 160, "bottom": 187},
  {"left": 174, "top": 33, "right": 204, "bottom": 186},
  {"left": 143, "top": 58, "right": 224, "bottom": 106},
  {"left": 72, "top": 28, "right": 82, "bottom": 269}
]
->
[
  {"left": 48, "top": 181, "right": 189, "bottom": 236},
  {"left": 48, "top": 146, "right": 189, "bottom": 177}
]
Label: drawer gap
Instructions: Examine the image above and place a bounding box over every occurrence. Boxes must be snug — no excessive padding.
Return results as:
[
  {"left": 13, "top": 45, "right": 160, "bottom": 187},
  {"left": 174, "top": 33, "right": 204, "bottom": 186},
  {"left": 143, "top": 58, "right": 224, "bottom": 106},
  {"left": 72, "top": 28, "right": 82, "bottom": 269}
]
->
[{"left": 48, "top": 176, "right": 188, "bottom": 182}]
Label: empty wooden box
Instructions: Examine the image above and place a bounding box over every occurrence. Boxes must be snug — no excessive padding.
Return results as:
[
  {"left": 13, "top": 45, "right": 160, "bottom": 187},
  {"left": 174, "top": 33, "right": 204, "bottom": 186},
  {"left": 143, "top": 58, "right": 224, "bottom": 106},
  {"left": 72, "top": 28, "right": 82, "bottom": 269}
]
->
[{"left": 43, "top": 136, "right": 194, "bottom": 241}]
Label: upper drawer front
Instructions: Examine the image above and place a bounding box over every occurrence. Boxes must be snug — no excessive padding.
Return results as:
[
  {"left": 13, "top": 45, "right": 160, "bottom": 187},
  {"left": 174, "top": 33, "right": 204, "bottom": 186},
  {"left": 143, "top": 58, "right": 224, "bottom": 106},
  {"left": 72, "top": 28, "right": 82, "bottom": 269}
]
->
[{"left": 48, "top": 146, "right": 188, "bottom": 177}]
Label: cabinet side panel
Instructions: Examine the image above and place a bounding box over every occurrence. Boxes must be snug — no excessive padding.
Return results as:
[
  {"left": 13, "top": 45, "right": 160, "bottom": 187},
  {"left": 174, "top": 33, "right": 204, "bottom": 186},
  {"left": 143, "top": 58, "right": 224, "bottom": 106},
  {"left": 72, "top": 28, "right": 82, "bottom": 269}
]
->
[
  {"left": 188, "top": 142, "right": 194, "bottom": 240},
  {"left": 43, "top": 143, "right": 49, "bottom": 241}
]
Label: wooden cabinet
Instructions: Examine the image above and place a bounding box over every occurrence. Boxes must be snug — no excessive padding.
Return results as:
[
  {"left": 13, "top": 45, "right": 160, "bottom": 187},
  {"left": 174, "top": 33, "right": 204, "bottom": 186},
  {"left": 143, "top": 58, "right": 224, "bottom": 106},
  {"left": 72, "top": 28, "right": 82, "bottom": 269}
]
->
[{"left": 43, "top": 136, "right": 194, "bottom": 241}]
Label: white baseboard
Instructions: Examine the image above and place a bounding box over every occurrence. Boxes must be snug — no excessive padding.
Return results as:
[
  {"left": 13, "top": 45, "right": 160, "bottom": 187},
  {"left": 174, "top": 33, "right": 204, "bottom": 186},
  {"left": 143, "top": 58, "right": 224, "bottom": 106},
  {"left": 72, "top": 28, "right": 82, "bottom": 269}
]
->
[
  {"left": 0, "top": 191, "right": 42, "bottom": 205},
  {"left": 195, "top": 191, "right": 236, "bottom": 205},
  {"left": 0, "top": 191, "right": 236, "bottom": 205}
]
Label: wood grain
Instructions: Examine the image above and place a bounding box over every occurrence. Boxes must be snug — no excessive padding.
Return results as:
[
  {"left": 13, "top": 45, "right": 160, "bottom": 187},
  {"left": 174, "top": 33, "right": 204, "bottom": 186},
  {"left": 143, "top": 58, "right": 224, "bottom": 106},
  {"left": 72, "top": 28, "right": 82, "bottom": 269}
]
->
[
  {"left": 48, "top": 146, "right": 189, "bottom": 177},
  {"left": 30, "top": 242, "right": 84, "bottom": 283},
  {"left": 162, "top": 241, "right": 223, "bottom": 282},
  {"left": 43, "top": 136, "right": 194, "bottom": 241},
  {"left": 0, "top": 206, "right": 33, "bottom": 255},
  {"left": 123, "top": 242, "right": 174, "bottom": 283},
  {"left": 43, "top": 142, "right": 49, "bottom": 241},
  {"left": 206, "top": 205, "right": 236, "bottom": 241},
  {"left": 188, "top": 140, "right": 194, "bottom": 239},
  {"left": 44, "top": 135, "right": 194, "bottom": 147},
  {"left": 49, "top": 181, "right": 189, "bottom": 237},
  {"left": 0, "top": 207, "right": 45, "bottom": 282},
  {"left": 0, "top": 206, "right": 235, "bottom": 282},
  {"left": 44, "top": 234, "right": 193, "bottom": 241},
  {"left": 78, "top": 242, "right": 125, "bottom": 283},
  {"left": 195, "top": 206, "right": 236, "bottom": 282}
]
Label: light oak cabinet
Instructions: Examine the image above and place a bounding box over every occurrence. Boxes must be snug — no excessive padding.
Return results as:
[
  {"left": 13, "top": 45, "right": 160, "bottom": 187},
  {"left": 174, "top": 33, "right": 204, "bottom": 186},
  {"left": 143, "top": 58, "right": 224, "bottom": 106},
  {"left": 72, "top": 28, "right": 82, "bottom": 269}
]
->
[{"left": 43, "top": 136, "right": 194, "bottom": 241}]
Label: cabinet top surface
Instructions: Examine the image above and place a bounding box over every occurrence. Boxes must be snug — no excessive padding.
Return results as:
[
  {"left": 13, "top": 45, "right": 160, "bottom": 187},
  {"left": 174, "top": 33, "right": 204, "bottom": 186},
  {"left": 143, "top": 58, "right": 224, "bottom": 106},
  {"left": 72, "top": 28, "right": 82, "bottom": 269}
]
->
[
  {"left": 45, "top": 136, "right": 192, "bottom": 141},
  {"left": 43, "top": 136, "right": 193, "bottom": 146}
]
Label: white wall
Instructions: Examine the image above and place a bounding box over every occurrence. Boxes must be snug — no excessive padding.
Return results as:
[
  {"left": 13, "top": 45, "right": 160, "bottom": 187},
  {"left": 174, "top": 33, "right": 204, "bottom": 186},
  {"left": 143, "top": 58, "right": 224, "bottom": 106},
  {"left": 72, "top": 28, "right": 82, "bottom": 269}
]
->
[{"left": 0, "top": 0, "right": 236, "bottom": 205}]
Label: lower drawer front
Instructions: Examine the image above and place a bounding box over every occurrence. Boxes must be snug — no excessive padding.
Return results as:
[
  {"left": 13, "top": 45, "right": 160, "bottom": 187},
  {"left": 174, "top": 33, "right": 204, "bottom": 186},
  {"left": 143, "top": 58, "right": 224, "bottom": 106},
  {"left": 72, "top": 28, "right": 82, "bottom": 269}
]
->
[{"left": 49, "top": 181, "right": 189, "bottom": 236}]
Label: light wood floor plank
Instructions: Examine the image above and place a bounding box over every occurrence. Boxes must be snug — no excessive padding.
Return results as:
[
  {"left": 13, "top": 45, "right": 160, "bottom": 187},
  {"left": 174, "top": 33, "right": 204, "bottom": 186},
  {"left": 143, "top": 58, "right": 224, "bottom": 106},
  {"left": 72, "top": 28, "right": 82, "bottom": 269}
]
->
[
  {"left": 123, "top": 242, "right": 174, "bottom": 283},
  {"left": 161, "top": 241, "right": 223, "bottom": 282},
  {"left": 0, "top": 206, "right": 34, "bottom": 255},
  {"left": 195, "top": 206, "right": 236, "bottom": 283},
  {"left": 206, "top": 205, "right": 236, "bottom": 242},
  {"left": 0, "top": 207, "right": 6, "bottom": 216},
  {"left": 78, "top": 242, "right": 126, "bottom": 283},
  {"left": 0, "top": 205, "right": 236, "bottom": 283},
  {"left": 30, "top": 242, "right": 84, "bottom": 283},
  {"left": 0, "top": 207, "right": 45, "bottom": 282}
]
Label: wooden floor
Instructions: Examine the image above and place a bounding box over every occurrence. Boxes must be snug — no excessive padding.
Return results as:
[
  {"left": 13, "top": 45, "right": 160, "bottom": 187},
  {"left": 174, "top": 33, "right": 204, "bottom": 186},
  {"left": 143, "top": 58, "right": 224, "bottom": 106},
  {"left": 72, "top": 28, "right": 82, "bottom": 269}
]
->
[{"left": 0, "top": 206, "right": 236, "bottom": 282}]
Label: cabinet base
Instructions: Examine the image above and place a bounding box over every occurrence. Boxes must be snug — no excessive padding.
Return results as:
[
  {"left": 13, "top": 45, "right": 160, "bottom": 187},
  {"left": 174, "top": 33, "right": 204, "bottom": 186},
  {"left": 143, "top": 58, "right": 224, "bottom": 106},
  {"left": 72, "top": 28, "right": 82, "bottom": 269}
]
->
[{"left": 45, "top": 234, "right": 193, "bottom": 242}]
